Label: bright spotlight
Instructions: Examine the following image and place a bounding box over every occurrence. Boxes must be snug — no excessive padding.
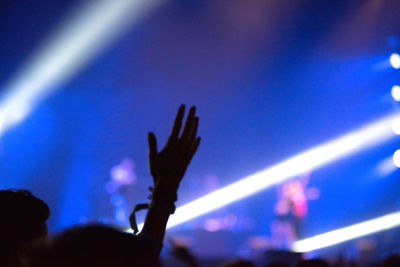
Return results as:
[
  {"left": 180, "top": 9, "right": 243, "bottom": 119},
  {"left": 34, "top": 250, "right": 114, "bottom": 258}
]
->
[
  {"left": 292, "top": 210, "right": 400, "bottom": 252},
  {"left": 375, "top": 156, "right": 397, "bottom": 177},
  {"left": 131, "top": 114, "right": 398, "bottom": 233},
  {"left": 0, "top": 0, "right": 163, "bottom": 137},
  {"left": 393, "top": 149, "right": 400, "bottom": 168},
  {"left": 391, "top": 85, "right": 400, "bottom": 102},
  {"left": 392, "top": 118, "right": 400, "bottom": 134},
  {"left": 390, "top": 53, "right": 400, "bottom": 69}
]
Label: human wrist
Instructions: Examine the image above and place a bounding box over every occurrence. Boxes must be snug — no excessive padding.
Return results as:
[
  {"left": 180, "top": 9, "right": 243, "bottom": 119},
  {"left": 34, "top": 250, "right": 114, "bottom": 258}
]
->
[
  {"left": 148, "top": 199, "right": 176, "bottom": 214},
  {"left": 151, "top": 185, "right": 177, "bottom": 203}
]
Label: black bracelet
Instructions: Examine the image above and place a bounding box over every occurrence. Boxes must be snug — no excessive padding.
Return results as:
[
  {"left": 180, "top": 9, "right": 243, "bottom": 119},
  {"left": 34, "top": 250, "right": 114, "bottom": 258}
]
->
[
  {"left": 129, "top": 200, "right": 176, "bottom": 235},
  {"left": 149, "top": 200, "right": 176, "bottom": 214}
]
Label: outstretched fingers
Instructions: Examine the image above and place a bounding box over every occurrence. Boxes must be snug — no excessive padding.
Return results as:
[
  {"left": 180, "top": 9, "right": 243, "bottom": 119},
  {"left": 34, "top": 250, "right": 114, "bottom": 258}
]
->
[
  {"left": 180, "top": 106, "right": 196, "bottom": 141},
  {"left": 169, "top": 104, "right": 185, "bottom": 141},
  {"left": 186, "top": 116, "right": 199, "bottom": 144},
  {"left": 189, "top": 137, "right": 201, "bottom": 159}
]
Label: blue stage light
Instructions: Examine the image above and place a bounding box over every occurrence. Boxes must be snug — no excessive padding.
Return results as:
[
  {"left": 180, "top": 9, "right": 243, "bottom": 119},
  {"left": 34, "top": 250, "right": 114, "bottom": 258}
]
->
[
  {"left": 0, "top": 0, "right": 162, "bottom": 137},
  {"left": 292, "top": 210, "right": 400, "bottom": 252},
  {"left": 390, "top": 53, "right": 400, "bottom": 69},
  {"left": 391, "top": 85, "right": 400, "bottom": 102},
  {"left": 130, "top": 113, "right": 398, "bottom": 233},
  {"left": 391, "top": 118, "right": 400, "bottom": 135},
  {"left": 393, "top": 149, "right": 400, "bottom": 168}
]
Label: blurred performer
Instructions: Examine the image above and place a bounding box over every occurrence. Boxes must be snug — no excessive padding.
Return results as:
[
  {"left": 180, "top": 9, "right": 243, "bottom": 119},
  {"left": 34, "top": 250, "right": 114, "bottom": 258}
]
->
[
  {"left": 105, "top": 158, "right": 137, "bottom": 224},
  {"left": 270, "top": 172, "right": 319, "bottom": 250}
]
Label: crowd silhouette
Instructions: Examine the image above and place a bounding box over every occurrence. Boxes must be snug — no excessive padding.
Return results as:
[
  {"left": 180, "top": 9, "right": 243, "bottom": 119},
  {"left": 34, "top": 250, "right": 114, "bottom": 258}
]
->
[
  {"left": 0, "top": 189, "right": 49, "bottom": 266},
  {"left": 1, "top": 105, "right": 399, "bottom": 267}
]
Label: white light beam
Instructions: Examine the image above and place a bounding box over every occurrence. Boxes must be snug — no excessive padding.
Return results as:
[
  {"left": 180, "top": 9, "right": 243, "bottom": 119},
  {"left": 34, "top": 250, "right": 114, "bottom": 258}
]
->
[
  {"left": 0, "top": 0, "right": 163, "bottom": 135},
  {"left": 390, "top": 53, "right": 400, "bottom": 69},
  {"left": 292, "top": 210, "right": 400, "bottom": 252},
  {"left": 133, "top": 113, "right": 398, "bottom": 232}
]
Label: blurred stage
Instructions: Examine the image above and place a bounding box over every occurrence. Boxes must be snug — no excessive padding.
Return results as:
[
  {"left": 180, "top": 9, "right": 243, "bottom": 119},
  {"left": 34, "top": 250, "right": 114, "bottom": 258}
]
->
[{"left": 1, "top": 0, "right": 400, "bottom": 261}]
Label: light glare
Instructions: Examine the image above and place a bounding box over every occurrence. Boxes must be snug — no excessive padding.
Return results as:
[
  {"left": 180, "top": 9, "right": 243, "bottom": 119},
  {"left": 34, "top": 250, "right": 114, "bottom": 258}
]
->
[
  {"left": 292, "top": 210, "right": 400, "bottom": 252},
  {"left": 0, "top": 0, "right": 163, "bottom": 136},
  {"left": 391, "top": 85, "right": 400, "bottom": 102},
  {"left": 393, "top": 149, "right": 400, "bottom": 168},
  {"left": 132, "top": 114, "right": 398, "bottom": 232},
  {"left": 392, "top": 118, "right": 400, "bottom": 134},
  {"left": 390, "top": 53, "right": 400, "bottom": 69},
  {"left": 375, "top": 156, "right": 397, "bottom": 177}
]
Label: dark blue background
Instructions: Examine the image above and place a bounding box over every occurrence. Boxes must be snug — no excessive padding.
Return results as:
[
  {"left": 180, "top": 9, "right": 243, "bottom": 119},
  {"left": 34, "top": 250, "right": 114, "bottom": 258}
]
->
[{"left": 1, "top": 0, "right": 400, "bottom": 257}]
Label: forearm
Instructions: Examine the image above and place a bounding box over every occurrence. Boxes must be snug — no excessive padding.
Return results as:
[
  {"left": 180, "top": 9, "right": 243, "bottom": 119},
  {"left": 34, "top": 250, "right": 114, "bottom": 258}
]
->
[
  {"left": 139, "top": 183, "right": 178, "bottom": 255},
  {"left": 139, "top": 205, "right": 170, "bottom": 255},
  {"left": 138, "top": 104, "right": 200, "bottom": 257}
]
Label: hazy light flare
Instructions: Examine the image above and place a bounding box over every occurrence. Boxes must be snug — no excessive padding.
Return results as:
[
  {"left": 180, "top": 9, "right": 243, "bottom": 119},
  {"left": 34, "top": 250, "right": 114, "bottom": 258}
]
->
[
  {"left": 131, "top": 113, "right": 398, "bottom": 232},
  {"left": 0, "top": 0, "right": 163, "bottom": 136},
  {"left": 292, "top": 210, "right": 400, "bottom": 252}
]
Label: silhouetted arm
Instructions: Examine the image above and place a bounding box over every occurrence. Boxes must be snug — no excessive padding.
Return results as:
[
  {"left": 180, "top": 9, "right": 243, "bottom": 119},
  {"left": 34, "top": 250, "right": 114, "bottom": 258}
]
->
[{"left": 139, "top": 105, "right": 201, "bottom": 254}]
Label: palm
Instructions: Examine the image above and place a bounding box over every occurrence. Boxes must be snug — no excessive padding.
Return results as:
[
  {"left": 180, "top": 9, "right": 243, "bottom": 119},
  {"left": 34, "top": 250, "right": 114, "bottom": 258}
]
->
[{"left": 148, "top": 105, "right": 200, "bottom": 192}]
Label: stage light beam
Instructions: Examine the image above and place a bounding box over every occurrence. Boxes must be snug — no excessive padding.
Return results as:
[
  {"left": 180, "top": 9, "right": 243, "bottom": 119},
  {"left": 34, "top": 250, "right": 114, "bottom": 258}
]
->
[
  {"left": 292, "top": 210, "right": 400, "bottom": 252},
  {"left": 131, "top": 113, "right": 398, "bottom": 232},
  {"left": 391, "top": 85, "right": 400, "bottom": 102},
  {"left": 393, "top": 149, "right": 400, "bottom": 168},
  {"left": 375, "top": 156, "right": 397, "bottom": 177},
  {"left": 391, "top": 118, "right": 400, "bottom": 135},
  {"left": 0, "top": 0, "right": 163, "bottom": 137},
  {"left": 390, "top": 53, "right": 400, "bottom": 69}
]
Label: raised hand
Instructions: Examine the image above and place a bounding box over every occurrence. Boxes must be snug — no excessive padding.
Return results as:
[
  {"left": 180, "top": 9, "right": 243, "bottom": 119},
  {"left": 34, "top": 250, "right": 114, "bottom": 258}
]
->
[
  {"left": 147, "top": 105, "right": 201, "bottom": 194},
  {"left": 137, "top": 105, "right": 201, "bottom": 253}
]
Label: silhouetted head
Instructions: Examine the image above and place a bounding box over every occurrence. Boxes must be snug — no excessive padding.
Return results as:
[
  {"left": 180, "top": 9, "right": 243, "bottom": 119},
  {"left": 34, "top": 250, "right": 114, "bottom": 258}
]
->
[
  {"left": 382, "top": 254, "right": 400, "bottom": 267},
  {"left": 221, "top": 258, "right": 256, "bottom": 267},
  {"left": 30, "top": 224, "right": 159, "bottom": 267},
  {"left": 0, "top": 189, "right": 50, "bottom": 265}
]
